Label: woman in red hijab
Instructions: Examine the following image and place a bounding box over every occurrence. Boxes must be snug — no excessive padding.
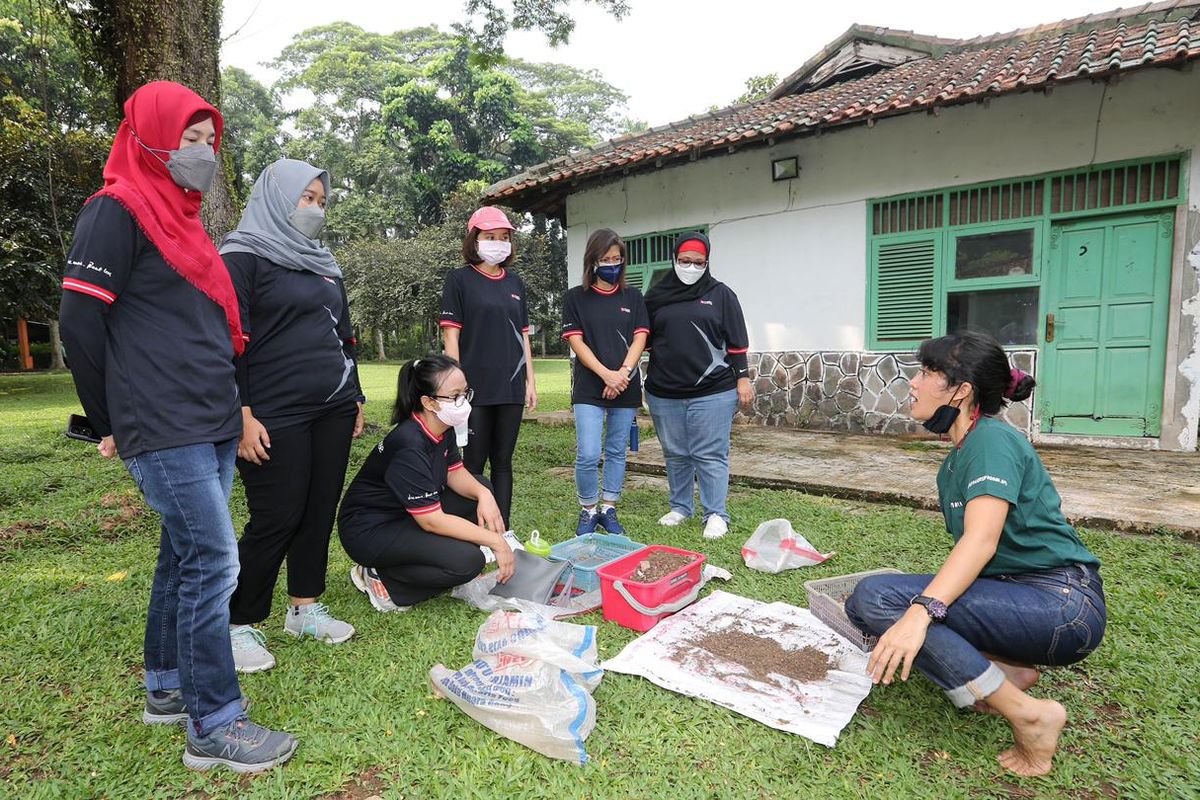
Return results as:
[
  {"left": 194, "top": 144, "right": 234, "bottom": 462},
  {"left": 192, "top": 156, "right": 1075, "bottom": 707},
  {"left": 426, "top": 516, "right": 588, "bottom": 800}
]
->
[{"left": 59, "top": 81, "right": 296, "bottom": 774}]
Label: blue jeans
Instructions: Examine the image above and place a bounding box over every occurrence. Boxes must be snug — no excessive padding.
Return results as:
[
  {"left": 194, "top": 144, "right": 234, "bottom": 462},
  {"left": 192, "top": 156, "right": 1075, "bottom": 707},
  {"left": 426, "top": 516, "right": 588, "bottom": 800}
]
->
[
  {"left": 573, "top": 404, "right": 637, "bottom": 506},
  {"left": 846, "top": 563, "right": 1106, "bottom": 708},
  {"left": 123, "top": 439, "right": 243, "bottom": 736},
  {"left": 646, "top": 388, "right": 738, "bottom": 522}
]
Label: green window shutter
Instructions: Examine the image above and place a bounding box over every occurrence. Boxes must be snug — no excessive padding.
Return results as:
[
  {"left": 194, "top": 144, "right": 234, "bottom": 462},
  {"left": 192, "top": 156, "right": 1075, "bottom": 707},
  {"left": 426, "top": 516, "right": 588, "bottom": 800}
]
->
[
  {"left": 625, "top": 267, "right": 647, "bottom": 291},
  {"left": 623, "top": 225, "right": 708, "bottom": 294},
  {"left": 870, "top": 233, "right": 941, "bottom": 349}
]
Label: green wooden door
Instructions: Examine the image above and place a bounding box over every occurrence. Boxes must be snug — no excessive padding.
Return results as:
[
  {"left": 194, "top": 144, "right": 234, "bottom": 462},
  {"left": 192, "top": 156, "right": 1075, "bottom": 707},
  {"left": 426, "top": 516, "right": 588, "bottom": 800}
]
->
[{"left": 1040, "top": 212, "right": 1173, "bottom": 436}]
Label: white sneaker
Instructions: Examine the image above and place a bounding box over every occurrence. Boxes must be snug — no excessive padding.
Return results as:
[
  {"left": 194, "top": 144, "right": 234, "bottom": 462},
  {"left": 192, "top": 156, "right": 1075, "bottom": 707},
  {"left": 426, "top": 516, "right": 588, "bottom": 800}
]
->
[
  {"left": 703, "top": 515, "right": 729, "bottom": 540},
  {"left": 350, "top": 565, "right": 410, "bottom": 613},
  {"left": 284, "top": 602, "right": 355, "bottom": 643},
  {"left": 230, "top": 625, "right": 276, "bottom": 673},
  {"left": 658, "top": 510, "right": 688, "bottom": 526}
]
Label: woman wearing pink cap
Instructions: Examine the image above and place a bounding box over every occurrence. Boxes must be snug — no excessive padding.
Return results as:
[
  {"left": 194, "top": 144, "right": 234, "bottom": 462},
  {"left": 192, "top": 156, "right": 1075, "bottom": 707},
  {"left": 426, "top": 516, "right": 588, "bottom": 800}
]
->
[{"left": 439, "top": 207, "right": 537, "bottom": 527}]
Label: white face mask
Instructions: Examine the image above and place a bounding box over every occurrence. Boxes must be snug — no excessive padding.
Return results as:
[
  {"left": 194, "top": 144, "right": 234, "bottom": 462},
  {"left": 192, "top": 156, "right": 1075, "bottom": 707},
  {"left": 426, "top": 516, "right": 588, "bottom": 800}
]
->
[
  {"left": 477, "top": 240, "right": 512, "bottom": 265},
  {"left": 674, "top": 261, "right": 707, "bottom": 285},
  {"left": 435, "top": 398, "right": 472, "bottom": 428}
]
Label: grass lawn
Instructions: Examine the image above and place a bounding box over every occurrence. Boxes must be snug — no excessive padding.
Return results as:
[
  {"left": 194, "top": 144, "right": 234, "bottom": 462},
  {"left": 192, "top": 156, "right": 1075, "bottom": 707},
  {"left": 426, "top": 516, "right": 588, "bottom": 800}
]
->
[{"left": 1, "top": 362, "right": 1198, "bottom": 798}]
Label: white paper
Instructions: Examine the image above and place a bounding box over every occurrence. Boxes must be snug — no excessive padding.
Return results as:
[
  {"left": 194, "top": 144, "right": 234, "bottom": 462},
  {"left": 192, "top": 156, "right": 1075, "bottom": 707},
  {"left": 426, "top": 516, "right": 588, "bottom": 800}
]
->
[{"left": 600, "top": 590, "right": 872, "bottom": 747}]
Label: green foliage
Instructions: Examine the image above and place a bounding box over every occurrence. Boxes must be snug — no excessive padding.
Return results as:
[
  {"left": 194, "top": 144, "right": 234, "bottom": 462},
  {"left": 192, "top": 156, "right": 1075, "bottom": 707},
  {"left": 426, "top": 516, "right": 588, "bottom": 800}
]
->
[
  {"left": 735, "top": 72, "right": 778, "bottom": 104},
  {"left": 219, "top": 66, "right": 286, "bottom": 202},
  {"left": 0, "top": 3, "right": 111, "bottom": 320},
  {"left": 462, "top": 0, "right": 631, "bottom": 63},
  {"left": 2, "top": 367, "right": 1199, "bottom": 798}
]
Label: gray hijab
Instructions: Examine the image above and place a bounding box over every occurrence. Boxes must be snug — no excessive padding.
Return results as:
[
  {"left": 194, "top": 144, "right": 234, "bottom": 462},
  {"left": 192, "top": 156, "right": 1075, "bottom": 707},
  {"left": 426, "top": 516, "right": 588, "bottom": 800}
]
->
[{"left": 220, "top": 158, "right": 342, "bottom": 278}]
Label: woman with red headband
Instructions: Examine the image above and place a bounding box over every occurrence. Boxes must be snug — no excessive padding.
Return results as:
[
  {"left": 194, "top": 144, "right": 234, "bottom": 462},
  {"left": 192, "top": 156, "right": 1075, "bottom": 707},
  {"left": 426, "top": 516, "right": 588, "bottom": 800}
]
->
[
  {"left": 845, "top": 330, "right": 1104, "bottom": 777},
  {"left": 59, "top": 81, "right": 296, "bottom": 773},
  {"left": 439, "top": 206, "right": 536, "bottom": 528},
  {"left": 643, "top": 231, "right": 753, "bottom": 540}
]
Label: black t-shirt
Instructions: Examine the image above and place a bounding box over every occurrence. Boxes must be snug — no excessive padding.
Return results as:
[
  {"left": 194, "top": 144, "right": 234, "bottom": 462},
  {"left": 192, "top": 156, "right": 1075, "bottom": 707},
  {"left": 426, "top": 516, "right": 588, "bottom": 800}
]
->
[
  {"left": 225, "top": 252, "right": 363, "bottom": 431},
  {"left": 337, "top": 414, "right": 464, "bottom": 535},
  {"left": 58, "top": 196, "right": 241, "bottom": 458},
  {"left": 439, "top": 265, "right": 529, "bottom": 406},
  {"left": 561, "top": 284, "right": 649, "bottom": 408},
  {"left": 645, "top": 283, "right": 750, "bottom": 399}
]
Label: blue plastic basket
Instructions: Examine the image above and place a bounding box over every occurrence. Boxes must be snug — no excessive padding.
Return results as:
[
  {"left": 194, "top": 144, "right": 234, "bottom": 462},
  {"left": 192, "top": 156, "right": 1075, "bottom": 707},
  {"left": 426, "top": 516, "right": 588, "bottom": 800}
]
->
[{"left": 549, "top": 533, "right": 645, "bottom": 593}]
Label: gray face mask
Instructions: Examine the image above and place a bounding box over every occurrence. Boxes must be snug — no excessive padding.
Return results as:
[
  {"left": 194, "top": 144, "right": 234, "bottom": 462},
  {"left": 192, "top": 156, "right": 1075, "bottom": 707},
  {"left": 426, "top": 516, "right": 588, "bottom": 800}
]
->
[
  {"left": 163, "top": 144, "right": 218, "bottom": 192},
  {"left": 288, "top": 205, "right": 326, "bottom": 239}
]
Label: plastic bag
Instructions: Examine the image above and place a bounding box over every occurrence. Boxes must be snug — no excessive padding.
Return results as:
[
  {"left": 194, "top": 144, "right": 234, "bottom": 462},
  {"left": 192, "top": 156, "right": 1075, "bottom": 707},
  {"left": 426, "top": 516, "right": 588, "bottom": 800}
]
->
[
  {"left": 430, "top": 609, "right": 602, "bottom": 764},
  {"left": 452, "top": 571, "right": 603, "bottom": 618},
  {"left": 741, "top": 519, "right": 834, "bottom": 574}
]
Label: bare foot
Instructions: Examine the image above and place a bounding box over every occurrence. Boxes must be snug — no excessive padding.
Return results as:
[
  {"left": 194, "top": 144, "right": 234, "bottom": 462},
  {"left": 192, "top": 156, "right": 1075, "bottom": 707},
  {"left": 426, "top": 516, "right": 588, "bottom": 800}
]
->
[
  {"left": 997, "top": 698, "right": 1067, "bottom": 777},
  {"left": 974, "top": 661, "right": 1040, "bottom": 714}
]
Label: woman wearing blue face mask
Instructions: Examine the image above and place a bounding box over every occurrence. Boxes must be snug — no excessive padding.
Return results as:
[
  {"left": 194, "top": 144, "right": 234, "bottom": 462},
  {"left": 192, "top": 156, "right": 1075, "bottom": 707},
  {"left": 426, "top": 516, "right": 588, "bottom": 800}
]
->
[
  {"left": 218, "top": 159, "right": 365, "bottom": 673},
  {"left": 337, "top": 355, "right": 514, "bottom": 612},
  {"left": 845, "top": 330, "right": 1104, "bottom": 778},
  {"left": 561, "top": 229, "right": 649, "bottom": 535}
]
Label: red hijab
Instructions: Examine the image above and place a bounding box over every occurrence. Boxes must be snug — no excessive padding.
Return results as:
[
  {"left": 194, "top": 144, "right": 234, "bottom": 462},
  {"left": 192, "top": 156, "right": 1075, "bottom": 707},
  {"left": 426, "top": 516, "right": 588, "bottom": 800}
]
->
[{"left": 90, "top": 81, "right": 244, "bottom": 356}]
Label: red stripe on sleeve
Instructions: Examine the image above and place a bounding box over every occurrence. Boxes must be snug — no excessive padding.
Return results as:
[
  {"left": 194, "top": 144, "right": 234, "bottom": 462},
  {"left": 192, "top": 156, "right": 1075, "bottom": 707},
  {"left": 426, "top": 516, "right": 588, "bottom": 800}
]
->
[
  {"left": 561, "top": 330, "right": 584, "bottom": 340},
  {"left": 727, "top": 347, "right": 749, "bottom": 354},
  {"left": 633, "top": 327, "right": 650, "bottom": 335},
  {"left": 62, "top": 278, "right": 116, "bottom": 305},
  {"left": 448, "top": 461, "right": 465, "bottom": 472},
  {"left": 408, "top": 502, "right": 443, "bottom": 515},
  {"left": 521, "top": 326, "right": 530, "bottom": 334},
  {"left": 439, "top": 320, "right": 463, "bottom": 329}
]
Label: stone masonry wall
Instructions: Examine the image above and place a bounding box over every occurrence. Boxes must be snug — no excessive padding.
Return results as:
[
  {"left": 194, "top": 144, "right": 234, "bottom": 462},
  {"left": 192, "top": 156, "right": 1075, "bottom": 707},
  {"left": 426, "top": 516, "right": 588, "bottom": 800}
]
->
[{"left": 740, "top": 350, "right": 1037, "bottom": 437}]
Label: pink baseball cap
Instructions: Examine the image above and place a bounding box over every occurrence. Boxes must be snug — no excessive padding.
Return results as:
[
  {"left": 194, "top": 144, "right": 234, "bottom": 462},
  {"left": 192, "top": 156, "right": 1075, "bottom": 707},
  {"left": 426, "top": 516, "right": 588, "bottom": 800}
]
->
[{"left": 467, "top": 206, "right": 514, "bottom": 232}]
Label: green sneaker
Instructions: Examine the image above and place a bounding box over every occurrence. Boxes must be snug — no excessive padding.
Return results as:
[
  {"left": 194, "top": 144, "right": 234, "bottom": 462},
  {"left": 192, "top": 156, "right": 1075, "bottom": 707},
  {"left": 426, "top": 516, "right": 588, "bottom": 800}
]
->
[
  {"left": 182, "top": 716, "right": 297, "bottom": 774},
  {"left": 284, "top": 602, "right": 355, "bottom": 643}
]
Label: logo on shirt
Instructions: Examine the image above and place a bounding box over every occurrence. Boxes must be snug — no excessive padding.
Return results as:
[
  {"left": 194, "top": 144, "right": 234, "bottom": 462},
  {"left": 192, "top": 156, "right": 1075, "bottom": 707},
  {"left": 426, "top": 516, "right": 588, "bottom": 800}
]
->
[
  {"left": 406, "top": 491, "right": 439, "bottom": 502},
  {"left": 699, "top": 300, "right": 713, "bottom": 306},
  {"left": 323, "top": 276, "right": 337, "bottom": 284},
  {"left": 511, "top": 293, "right": 522, "bottom": 301},
  {"left": 948, "top": 500, "right": 964, "bottom": 509},
  {"left": 69, "top": 258, "right": 112, "bottom": 278},
  {"left": 968, "top": 475, "right": 1009, "bottom": 489},
  {"left": 619, "top": 307, "right": 631, "bottom": 314},
  {"left": 377, "top": 442, "right": 385, "bottom": 453}
]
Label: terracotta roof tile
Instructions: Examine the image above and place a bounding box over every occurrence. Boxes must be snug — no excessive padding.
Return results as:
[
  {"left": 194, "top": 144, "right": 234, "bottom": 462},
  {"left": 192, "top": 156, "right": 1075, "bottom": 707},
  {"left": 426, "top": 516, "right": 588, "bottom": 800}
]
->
[{"left": 485, "top": 7, "right": 1200, "bottom": 211}]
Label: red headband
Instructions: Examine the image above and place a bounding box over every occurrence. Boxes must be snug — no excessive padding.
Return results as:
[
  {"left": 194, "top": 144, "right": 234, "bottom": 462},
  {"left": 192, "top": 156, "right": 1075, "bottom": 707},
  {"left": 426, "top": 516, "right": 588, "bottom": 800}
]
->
[{"left": 678, "top": 239, "right": 707, "bottom": 257}]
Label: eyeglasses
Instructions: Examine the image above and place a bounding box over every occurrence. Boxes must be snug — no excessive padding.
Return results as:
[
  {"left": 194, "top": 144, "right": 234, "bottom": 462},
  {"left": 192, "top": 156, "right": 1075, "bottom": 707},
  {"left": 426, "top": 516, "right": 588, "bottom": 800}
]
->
[
  {"left": 676, "top": 258, "right": 707, "bottom": 267},
  {"left": 431, "top": 388, "right": 474, "bottom": 407}
]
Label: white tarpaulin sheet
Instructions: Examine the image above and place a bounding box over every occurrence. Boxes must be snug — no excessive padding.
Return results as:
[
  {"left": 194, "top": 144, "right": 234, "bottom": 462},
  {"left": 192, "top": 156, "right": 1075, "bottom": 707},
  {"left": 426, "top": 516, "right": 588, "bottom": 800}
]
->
[{"left": 600, "top": 590, "right": 872, "bottom": 747}]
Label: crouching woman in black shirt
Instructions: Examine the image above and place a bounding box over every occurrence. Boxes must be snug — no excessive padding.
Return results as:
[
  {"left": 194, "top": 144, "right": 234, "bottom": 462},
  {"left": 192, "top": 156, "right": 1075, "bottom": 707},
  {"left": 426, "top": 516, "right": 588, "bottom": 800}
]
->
[{"left": 338, "top": 355, "right": 515, "bottom": 612}]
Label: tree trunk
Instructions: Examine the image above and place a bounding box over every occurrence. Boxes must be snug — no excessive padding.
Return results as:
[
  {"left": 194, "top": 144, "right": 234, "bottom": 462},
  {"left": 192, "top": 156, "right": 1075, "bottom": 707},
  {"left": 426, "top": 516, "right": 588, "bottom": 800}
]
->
[
  {"left": 374, "top": 328, "right": 387, "bottom": 361},
  {"left": 48, "top": 319, "right": 66, "bottom": 370},
  {"left": 80, "top": 0, "right": 238, "bottom": 240}
]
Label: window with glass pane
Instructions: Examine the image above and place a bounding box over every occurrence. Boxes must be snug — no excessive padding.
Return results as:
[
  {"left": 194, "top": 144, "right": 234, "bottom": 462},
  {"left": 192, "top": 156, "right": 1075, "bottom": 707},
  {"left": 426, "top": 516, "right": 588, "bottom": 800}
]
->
[
  {"left": 946, "top": 287, "right": 1040, "bottom": 346},
  {"left": 954, "top": 229, "right": 1034, "bottom": 280}
]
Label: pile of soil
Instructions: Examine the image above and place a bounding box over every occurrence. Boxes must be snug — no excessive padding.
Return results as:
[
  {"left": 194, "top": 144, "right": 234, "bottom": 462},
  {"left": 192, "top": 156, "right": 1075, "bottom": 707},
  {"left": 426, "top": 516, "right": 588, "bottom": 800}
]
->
[
  {"left": 630, "top": 551, "right": 695, "bottom": 583},
  {"left": 687, "top": 629, "right": 833, "bottom": 684}
]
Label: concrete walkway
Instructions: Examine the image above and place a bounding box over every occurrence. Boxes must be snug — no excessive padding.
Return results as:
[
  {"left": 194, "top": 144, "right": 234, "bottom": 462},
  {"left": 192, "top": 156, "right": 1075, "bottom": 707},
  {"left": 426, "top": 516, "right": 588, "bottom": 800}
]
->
[{"left": 613, "top": 425, "right": 1200, "bottom": 538}]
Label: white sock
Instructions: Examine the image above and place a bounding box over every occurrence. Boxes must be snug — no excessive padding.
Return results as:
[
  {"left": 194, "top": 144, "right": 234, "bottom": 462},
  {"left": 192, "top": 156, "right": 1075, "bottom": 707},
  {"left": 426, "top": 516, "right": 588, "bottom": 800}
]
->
[
  {"left": 583, "top": 506, "right": 598, "bottom": 517},
  {"left": 601, "top": 504, "right": 615, "bottom": 514}
]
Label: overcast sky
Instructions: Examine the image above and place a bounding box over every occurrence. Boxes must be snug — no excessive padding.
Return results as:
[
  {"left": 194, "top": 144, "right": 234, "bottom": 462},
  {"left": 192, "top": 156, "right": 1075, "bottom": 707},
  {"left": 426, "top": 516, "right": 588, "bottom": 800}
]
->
[{"left": 221, "top": 0, "right": 1116, "bottom": 128}]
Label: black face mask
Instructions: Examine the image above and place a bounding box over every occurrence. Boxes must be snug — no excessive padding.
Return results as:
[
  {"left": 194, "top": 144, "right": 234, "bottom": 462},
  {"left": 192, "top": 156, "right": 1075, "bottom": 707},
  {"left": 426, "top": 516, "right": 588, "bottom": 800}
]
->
[{"left": 922, "top": 387, "right": 965, "bottom": 435}]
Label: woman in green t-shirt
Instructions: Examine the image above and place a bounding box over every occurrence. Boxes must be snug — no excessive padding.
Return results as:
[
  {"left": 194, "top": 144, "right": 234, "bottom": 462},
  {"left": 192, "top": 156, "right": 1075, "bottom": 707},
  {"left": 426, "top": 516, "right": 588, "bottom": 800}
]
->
[{"left": 846, "top": 330, "right": 1105, "bottom": 778}]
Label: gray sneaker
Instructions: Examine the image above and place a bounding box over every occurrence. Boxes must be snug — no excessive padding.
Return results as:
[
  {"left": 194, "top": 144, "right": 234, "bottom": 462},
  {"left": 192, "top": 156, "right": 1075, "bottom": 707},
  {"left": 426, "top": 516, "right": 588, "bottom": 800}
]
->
[
  {"left": 230, "top": 625, "right": 276, "bottom": 673},
  {"left": 183, "top": 716, "right": 297, "bottom": 774},
  {"left": 284, "top": 602, "right": 355, "bottom": 643},
  {"left": 350, "top": 565, "right": 410, "bottom": 613},
  {"left": 143, "top": 690, "right": 250, "bottom": 726}
]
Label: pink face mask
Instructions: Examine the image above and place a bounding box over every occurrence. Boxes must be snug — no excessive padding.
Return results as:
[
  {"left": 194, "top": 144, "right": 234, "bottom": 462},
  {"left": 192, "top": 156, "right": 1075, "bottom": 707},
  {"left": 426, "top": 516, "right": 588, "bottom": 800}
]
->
[{"left": 435, "top": 398, "right": 472, "bottom": 428}]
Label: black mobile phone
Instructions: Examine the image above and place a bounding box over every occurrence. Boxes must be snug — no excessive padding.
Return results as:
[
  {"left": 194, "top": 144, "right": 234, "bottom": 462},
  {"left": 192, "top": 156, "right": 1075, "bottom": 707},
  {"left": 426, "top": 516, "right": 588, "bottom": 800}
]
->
[{"left": 66, "top": 413, "right": 102, "bottom": 444}]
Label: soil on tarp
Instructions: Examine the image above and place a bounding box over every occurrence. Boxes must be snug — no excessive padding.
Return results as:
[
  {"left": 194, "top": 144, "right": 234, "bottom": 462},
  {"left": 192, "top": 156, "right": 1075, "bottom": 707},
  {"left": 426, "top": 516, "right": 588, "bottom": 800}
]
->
[
  {"left": 630, "top": 551, "right": 696, "bottom": 583},
  {"left": 684, "top": 629, "right": 834, "bottom": 684}
]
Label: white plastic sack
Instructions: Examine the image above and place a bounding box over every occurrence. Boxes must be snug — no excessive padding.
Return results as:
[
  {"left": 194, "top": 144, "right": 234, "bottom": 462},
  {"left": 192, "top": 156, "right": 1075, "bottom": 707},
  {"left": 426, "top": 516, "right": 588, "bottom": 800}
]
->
[
  {"left": 430, "top": 609, "right": 602, "bottom": 764},
  {"left": 741, "top": 519, "right": 834, "bottom": 574},
  {"left": 452, "top": 571, "right": 603, "bottom": 618}
]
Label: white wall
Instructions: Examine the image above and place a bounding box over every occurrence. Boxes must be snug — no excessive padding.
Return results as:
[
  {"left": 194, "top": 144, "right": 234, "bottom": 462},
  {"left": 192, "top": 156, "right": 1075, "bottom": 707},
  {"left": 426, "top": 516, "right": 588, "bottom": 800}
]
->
[{"left": 565, "top": 65, "right": 1200, "bottom": 352}]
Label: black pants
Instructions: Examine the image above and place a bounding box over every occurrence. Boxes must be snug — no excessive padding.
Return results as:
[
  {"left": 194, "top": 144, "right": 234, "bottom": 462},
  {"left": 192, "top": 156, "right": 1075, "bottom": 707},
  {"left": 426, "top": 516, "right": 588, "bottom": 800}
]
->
[
  {"left": 229, "top": 402, "right": 357, "bottom": 625},
  {"left": 463, "top": 403, "right": 523, "bottom": 526},
  {"left": 338, "top": 479, "right": 488, "bottom": 606}
]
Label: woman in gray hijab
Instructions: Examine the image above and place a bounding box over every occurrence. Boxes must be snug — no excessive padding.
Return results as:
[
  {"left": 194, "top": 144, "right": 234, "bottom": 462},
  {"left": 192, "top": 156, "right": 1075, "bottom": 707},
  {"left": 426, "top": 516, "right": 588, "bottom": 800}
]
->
[{"left": 220, "top": 158, "right": 364, "bottom": 672}]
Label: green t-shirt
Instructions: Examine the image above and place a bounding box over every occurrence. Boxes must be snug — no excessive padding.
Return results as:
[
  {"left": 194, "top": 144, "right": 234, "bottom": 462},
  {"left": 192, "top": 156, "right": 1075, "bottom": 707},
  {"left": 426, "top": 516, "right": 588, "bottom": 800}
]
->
[{"left": 936, "top": 416, "right": 1099, "bottom": 576}]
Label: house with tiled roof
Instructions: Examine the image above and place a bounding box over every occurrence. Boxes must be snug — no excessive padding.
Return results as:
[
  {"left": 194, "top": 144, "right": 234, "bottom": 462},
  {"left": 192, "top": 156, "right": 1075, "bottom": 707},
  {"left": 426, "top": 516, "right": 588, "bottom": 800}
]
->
[{"left": 484, "top": 2, "right": 1200, "bottom": 450}]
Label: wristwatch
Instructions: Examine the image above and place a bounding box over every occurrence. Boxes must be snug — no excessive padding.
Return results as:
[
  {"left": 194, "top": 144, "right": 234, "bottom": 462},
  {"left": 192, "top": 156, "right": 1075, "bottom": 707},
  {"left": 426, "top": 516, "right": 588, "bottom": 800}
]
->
[{"left": 910, "top": 595, "right": 948, "bottom": 622}]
